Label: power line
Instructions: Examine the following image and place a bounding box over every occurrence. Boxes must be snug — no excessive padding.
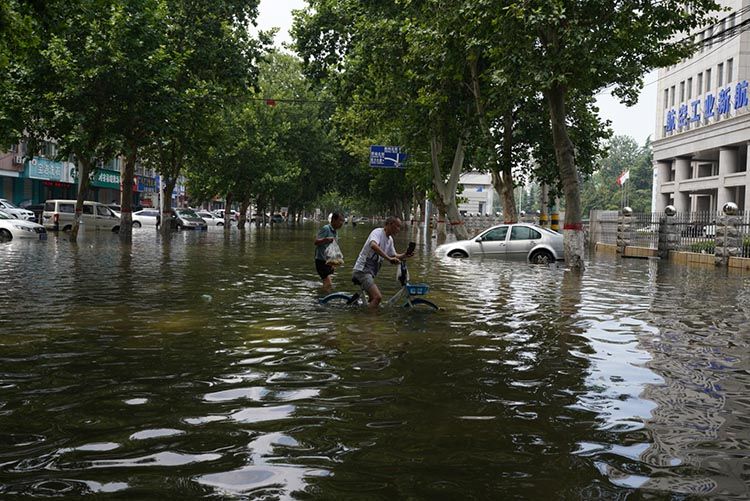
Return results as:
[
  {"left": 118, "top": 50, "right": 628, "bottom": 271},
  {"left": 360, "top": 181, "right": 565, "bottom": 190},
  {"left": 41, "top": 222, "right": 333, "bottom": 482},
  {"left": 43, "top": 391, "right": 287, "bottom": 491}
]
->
[{"left": 596, "top": 11, "right": 750, "bottom": 97}]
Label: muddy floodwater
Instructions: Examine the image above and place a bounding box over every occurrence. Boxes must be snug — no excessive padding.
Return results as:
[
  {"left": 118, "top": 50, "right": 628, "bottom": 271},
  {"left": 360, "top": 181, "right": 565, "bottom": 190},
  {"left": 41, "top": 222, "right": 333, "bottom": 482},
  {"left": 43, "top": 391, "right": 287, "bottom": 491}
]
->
[{"left": 1, "top": 223, "right": 749, "bottom": 499}]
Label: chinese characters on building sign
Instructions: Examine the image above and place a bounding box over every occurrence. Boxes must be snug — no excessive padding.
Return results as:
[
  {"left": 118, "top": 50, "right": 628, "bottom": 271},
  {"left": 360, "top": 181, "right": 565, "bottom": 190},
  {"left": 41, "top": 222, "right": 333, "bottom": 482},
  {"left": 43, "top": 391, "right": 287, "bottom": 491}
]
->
[{"left": 664, "top": 79, "right": 749, "bottom": 134}]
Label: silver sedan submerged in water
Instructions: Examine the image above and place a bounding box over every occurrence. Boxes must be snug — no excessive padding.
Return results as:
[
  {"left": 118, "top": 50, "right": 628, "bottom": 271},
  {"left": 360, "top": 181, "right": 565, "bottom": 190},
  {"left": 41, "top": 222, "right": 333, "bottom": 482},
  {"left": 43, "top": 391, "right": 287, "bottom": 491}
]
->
[{"left": 435, "top": 223, "right": 564, "bottom": 263}]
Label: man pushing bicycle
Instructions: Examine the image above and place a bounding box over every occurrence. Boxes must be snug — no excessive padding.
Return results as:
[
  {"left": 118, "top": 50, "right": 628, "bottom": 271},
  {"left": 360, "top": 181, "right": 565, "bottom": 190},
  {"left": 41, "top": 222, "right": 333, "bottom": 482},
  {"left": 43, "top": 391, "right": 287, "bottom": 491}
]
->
[{"left": 352, "top": 216, "right": 414, "bottom": 308}]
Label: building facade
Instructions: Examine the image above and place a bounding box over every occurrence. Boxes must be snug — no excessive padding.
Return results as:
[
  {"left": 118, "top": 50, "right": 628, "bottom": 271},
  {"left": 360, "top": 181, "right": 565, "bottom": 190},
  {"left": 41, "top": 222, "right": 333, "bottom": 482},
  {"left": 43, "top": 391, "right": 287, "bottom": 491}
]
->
[
  {"left": 0, "top": 141, "right": 166, "bottom": 208},
  {"left": 653, "top": 0, "right": 750, "bottom": 214},
  {"left": 458, "top": 172, "right": 497, "bottom": 216}
]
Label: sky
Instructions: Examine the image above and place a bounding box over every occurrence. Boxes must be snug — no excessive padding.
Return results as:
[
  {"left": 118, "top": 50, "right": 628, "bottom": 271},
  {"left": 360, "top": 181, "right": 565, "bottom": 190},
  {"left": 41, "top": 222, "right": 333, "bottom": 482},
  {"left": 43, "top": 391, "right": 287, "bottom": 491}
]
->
[{"left": 256, "top": 0, "right": 657, "bottom": 146}]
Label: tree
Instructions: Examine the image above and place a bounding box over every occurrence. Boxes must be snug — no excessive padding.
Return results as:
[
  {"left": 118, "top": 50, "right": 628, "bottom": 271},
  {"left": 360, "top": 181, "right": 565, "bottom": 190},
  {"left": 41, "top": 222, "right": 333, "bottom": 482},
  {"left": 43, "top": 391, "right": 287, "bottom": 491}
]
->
[
  {"left": 581, "top": 135, "right": 653, "bottom": 214},
  {"left": 502, "top": 0, "right": 721, "bottom": 268},
  {"left": 139, "top": 0, "right": 267, "bottom": 235},
  {"left": 293, "top": 0, "right": 474, "bottom": 239}
]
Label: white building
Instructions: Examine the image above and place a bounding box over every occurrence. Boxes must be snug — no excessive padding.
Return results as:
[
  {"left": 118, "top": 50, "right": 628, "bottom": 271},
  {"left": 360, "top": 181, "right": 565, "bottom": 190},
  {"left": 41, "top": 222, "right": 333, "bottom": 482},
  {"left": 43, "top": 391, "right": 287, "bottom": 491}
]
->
[
  {"left": 653, "top": 0, "right": 750, "bottom": 214},
  {"left": 458, "top": 172, "right": 496, "bottom": 215}
]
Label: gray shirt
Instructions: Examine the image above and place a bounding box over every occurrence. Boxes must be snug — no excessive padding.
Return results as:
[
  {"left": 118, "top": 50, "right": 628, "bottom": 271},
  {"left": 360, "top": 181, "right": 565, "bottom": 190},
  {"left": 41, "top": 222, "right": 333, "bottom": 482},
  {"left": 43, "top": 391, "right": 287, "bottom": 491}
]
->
[{"left": 315, "top": 224, "right": 337, "bottom": 261}]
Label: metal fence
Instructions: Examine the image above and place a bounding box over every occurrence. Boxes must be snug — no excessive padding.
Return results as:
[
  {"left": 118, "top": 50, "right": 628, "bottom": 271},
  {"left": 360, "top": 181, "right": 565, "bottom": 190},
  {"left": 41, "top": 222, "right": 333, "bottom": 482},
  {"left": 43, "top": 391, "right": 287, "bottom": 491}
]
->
[{"left": 589, "top": 210, "right": 750, "bottom": 258}]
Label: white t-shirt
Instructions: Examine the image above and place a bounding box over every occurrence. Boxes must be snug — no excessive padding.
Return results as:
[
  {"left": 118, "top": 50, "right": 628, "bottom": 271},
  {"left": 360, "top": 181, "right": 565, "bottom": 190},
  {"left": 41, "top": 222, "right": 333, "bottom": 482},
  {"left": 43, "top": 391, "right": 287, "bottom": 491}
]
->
[{"left": 353, "top": 227, "right": 395, "bottom": 275}]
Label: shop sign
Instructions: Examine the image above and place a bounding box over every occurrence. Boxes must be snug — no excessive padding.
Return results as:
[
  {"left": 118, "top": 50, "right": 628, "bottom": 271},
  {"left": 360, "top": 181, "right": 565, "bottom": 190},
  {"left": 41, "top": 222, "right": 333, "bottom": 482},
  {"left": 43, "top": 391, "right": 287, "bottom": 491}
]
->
[
  {"left": 91, "top": 169, "right": 120, "bottom": 189},
  {"left": 27, "top": 157, "right": 65, "bottom": 181},
  {"left": 137, "top": 175, "right": 157, "bottom": 193}
]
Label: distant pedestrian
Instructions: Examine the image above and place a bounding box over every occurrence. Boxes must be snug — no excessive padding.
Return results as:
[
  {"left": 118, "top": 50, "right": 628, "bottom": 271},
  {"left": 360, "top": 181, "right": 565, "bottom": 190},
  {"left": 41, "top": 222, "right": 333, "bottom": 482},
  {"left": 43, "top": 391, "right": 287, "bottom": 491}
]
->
[{"left": 314, "top": 212, "right": 345, "bottom": 289}]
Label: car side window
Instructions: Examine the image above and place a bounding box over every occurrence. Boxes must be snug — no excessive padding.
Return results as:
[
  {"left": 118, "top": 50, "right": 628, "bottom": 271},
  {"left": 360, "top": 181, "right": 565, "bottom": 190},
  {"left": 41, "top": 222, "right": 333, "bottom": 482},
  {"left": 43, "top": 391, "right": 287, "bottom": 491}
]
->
[
  {"left": 60, "top": 204, "right": 75, "bottom": 213},
  {"left": 482, "top": 226, "right": 508, "bottom": 241},
  {"left": 510, "top": 226, "right": 541, "bottom": 241},
  {"left": 97, "top": 206, "right": 111, "bottom": 216},
  {"left": 83, "top": 205, "right": 94, "bottom": 215}
]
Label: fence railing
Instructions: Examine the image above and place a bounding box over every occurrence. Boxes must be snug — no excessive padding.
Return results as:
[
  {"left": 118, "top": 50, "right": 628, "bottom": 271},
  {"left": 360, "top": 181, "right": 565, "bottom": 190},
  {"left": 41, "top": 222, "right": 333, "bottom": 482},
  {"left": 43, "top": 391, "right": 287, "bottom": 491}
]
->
[{"left": 590, "top": 210, "right": 750, "bottom": 258}]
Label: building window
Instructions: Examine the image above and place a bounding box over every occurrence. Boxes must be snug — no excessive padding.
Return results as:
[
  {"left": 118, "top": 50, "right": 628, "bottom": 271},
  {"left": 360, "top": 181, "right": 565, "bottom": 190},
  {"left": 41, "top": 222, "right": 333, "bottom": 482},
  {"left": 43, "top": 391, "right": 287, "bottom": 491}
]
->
[
  {"left": 670, "top": 85, "right": 676, "bottom": 106},
  {"left": 726, "top": 58, "right": 733, "bottom": 84},
  {"left": 718, "top": 63, "right": 723, "bottom": 87},
  {"left": 705, "top": 69, "right": 711, "bottom": 91},
  {"left": 687, "top": 78, "right": 692, "bottom": 100},
  {"left": 706, "top": 26, "right": 713, "bottom": 49},
  {"left": 680, "top": 81, "right": 685, "bottom": 102},
  {"left": 698, "top": 31, "right": 704, "bottom": 53},
  {"left": 697, "top": 73, "right": 703, "bottom": 95},
  {"left": 664, "top": 89, "right": 669, "bottom": 109}
]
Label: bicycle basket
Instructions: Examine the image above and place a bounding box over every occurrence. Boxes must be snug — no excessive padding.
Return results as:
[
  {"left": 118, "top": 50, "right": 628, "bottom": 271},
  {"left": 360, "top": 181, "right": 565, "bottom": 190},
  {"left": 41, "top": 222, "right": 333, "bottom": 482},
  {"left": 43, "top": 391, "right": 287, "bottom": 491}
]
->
[{"left": 406, "top": 283, "right": 429, "bottom": 295}]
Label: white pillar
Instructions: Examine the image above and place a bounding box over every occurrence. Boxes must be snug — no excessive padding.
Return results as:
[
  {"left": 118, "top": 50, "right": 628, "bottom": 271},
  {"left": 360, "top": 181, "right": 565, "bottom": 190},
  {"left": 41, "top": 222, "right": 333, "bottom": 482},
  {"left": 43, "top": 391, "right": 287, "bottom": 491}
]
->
[
  {"left": 674, "top": 156, "right": 691, "bottom": 214},
  {"left": 717, "top": 147, "right": 738, "bottom": 210},
  {"left": 655, "top": 160, "right": 672, "bottom": 212}
]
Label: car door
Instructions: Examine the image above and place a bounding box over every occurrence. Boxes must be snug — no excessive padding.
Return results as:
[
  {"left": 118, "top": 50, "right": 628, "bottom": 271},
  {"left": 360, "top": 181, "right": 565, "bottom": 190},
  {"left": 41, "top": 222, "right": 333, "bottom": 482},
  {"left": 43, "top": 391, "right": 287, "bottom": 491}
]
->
[
  {"left": 81, "top": 204, "right": 97, "bottom": 229},
  {"left": 95, "top": 204, "right": 117, "bottom": 229},
  {"left": 506, "top": 225, "right": 543, "bottom": 258},
  {"left": 475, "top": 226, "right": 508, "bottom": 256}
]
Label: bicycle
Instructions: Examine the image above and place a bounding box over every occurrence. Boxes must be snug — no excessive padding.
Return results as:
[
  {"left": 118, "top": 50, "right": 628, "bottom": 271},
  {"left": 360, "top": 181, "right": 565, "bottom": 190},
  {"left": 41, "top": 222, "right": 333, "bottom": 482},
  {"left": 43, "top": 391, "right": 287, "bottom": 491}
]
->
[{"left": 320, "top": 255, "right": 439, "bottom": 311}]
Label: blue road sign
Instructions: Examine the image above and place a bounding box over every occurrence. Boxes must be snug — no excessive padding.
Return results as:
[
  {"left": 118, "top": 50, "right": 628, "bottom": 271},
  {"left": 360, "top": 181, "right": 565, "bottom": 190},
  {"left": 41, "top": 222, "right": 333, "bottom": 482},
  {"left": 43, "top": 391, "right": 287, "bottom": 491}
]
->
[{"left": 369, "top": 145, "right": 408, "bottom": 169}]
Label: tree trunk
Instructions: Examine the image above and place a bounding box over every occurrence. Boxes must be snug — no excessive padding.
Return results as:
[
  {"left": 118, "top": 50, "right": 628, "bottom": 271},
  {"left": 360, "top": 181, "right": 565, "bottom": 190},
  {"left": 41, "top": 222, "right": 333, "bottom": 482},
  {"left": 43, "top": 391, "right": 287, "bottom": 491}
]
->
[
  {"left": 539, "top": 184, "right": 549, "bottom": 227},
  {"left": 468, "top": 57, "right": 517, "bottom": 223},
  {"left": 430, "top": 134, "right": 468, "bottom": 240},
  {"left": 546, "top": 84, "right": 584, "bottom": 269},
  {"left": 224, "top": 192, "right": 233, "bottom": 228},
  {"left": 238, "top": 197, "right": 250, "bottom": 230},
  {"left": 70, "top": 157, "right": 94, "bottom": 242},
  {"left": 434, "top": 202, "right": 447, "bottom": 244},
  {"left": 160, "top": 177, "right": 178, "bottom": 236},
  {"left": 119, "top": 146, "right": 136, "bottom": 242}
]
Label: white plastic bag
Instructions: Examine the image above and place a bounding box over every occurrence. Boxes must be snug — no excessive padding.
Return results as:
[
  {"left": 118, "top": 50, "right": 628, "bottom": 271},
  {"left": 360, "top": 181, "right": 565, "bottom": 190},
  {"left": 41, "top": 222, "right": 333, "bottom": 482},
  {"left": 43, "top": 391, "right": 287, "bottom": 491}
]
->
[{"left": 324, "top": 239, "right": 344, "bottom": 266}]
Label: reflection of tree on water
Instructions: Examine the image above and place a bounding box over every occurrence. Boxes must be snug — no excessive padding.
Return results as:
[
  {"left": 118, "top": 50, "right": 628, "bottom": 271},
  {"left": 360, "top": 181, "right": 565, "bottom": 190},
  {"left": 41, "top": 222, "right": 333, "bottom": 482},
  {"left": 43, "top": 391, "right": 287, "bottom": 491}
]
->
[
  {"left": 633, "top": 262, "right": 747, "bottom": 497},
  {"left": 573, "top": 259, "right": 749, "bottom": 497},
  {"left": 294, "top": 262, "right": 597, "bottom": 498}
]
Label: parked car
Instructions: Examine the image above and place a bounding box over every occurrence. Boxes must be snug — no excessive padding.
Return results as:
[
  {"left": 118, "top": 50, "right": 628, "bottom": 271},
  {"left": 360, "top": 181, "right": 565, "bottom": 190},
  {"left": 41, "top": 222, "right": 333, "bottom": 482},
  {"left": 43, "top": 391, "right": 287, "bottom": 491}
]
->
[
  {"left": 107, "top": 204, "right": 143, "bottom": 217},
  {"left": 214, "top": 209, "right": 238, "bottom": 221},
  {"left": 42, "top": 200, "right": 120, "bottom": 232},
  {"left": 197, "top": 210, "right": 225, "bottom": 226},
  {"left": 173, "top": 208, "right": 208, "bottom": 230},
  {"left": 435, "top": 223, "right": 564, "bottom": 264},
  {"left": 20, "top": 202, "right": 46, "bottom": 224},
  {"left": 132, "top": 209, "right": 160, "bottom": 227},
  {"left": 0, "top": 199, "right": 35, "bottom": 221},
  {"left": 270, "top": 214, "right": 285, "bottom": 223},
  {"left": 0, "top": 209, "right": 48, "bottom": 241}
]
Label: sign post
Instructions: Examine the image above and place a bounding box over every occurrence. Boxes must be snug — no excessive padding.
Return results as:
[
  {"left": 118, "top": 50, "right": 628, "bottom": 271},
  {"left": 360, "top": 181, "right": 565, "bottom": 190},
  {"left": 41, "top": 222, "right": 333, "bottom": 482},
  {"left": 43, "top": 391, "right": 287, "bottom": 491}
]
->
[{"left": 369, "top": 145, "right": 408, "bottom": 169}]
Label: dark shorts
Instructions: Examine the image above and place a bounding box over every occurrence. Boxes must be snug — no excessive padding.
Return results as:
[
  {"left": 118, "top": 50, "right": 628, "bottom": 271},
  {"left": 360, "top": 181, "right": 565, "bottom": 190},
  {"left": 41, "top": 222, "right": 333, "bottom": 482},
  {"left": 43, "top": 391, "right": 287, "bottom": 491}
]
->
[{"left": 315, "top": 259, "right": 335, "bottom": 279}]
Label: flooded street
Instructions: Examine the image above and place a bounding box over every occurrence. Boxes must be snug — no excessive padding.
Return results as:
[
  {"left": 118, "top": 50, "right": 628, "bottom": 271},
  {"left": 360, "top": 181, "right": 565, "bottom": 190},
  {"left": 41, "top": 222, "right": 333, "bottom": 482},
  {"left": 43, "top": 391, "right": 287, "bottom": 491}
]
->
[{"left": 1, "top": 223, "right": 749, "bottom": 499}]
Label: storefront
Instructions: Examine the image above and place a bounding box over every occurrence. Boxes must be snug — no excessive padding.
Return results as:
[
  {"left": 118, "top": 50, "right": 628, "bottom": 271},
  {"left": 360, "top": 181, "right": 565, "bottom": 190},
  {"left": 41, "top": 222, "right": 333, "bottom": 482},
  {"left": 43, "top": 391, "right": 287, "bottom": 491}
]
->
[{"left": 25, "top": 157, "right": 77, "bottom": 204}]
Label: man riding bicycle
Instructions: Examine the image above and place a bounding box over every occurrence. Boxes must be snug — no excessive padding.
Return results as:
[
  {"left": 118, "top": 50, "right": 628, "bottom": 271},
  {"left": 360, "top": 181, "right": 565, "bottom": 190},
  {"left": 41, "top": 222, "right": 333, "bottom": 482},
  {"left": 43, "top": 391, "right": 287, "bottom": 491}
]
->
[{"left": 352, "top": 216, "right": 413, "bottom": 308}]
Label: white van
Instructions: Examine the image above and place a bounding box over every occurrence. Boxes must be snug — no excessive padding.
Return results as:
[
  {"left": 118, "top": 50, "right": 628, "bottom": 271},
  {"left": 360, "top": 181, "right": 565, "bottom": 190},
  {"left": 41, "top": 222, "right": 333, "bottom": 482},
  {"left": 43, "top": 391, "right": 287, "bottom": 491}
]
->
[{"left": 42, "top": 200, "right": 120, "bottom": 232}]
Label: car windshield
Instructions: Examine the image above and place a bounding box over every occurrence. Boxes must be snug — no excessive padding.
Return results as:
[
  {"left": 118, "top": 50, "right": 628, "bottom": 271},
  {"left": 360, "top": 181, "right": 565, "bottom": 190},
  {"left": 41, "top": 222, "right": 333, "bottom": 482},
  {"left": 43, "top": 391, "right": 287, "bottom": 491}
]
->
[
  {"left": 178, "top": 209, "right": 200, "bottom": 220},
  {"left": 1, "top": 200, "right": 18, "bottom": 208}
]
